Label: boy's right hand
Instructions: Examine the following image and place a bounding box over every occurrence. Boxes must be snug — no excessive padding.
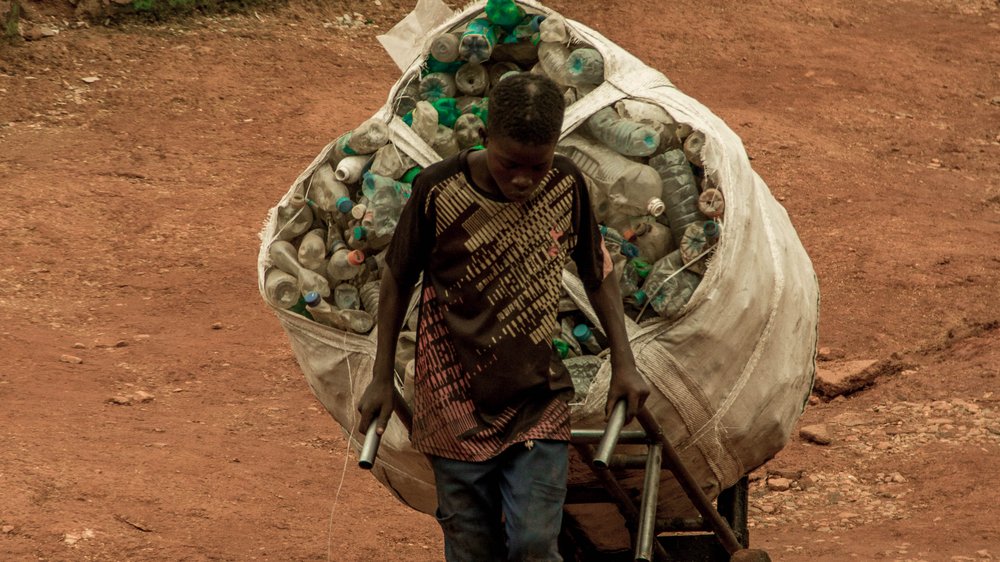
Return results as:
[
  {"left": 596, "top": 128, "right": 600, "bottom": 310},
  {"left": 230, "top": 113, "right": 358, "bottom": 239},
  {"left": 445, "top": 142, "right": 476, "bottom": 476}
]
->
[{"left": 357, "top": 378, "right": 395, "bottom": 436}]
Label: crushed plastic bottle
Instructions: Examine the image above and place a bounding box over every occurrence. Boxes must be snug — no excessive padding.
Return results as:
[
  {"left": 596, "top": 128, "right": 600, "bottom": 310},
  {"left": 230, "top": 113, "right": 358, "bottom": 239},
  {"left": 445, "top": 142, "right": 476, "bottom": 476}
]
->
[
  {"left": 307, "top": 163, "right": 354, "bottom": 214},
  {"left": 297, "top": 229, "right": 327, "bottom": 273},
  {"left": 359, "top": 281, "right": 380, "bottom": 316},
  {"left": 564, "top": 355, "right": 603, "bottom": 403},
  {"left": 274, "top": 193, "right": 314, "bottom": 241},
  {"left": 567, "top": 48, "right": 604, "bottom": 85},
  {"left": 264, "top": 268, "right": 301, "bottom": 309},
  {"left": 460, "top": 19, "right": 497, "bottom": 64},
  {"left": 641, "top": 250, "right": 702, "bottom": 321},
  {"left": 557, "top": 134, "right": 662, "bottom": 223},
  {"left": 649, "top": 149, "right": 708, "bottom": 244},
  {"left": 613, "top": 99, "right": 679, "bottom": 150},
  {"left": 431, "top": 125, "right": 461, "bottom": 158},
  {"left": 420, "top": 72, "right": 457, "bottom": 102},
  {"left": 331, "top": 119, "right": 391, "bottom": 163},
  {"left": 455, "top": 62, "right": 488, "bottom": 96},
  {"left": 371, "top": 143, "right": 416, "bottom": 180},
  {"left": 363, "top": 171, "right": 406, "bottom": 238},
  {"left": 334, "top": 154, "right": 371, "bottom": 184},
  {"left": 304, "top": 291, "right": 374, "bottom": 334},
  {"left": 326, "top": 246, "right": 366, "bottom": 282},
  {"left": 683, "top": 130, "right": 706, "bottom": 168},
  {"left": 269, "top": 240, "right": 331, "bottom": 298},
  {"left": 620, "top": 257, "right": 650, "bottom": 298},
  {"left": 334, "top": 283, "right": 361, "bottom": 311},
  {"left": 553, "top": 337, "right": 579, "bottom": 360},
  {"left": 587, "top": 106, "right": 660, "bottom": 157}
]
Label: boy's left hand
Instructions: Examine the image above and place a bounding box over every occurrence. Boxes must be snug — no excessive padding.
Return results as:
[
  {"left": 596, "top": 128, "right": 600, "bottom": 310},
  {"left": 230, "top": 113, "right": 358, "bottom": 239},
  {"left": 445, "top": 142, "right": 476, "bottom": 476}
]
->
[{"left": 606, "top": 364, "right": 650, "bottom": 424}]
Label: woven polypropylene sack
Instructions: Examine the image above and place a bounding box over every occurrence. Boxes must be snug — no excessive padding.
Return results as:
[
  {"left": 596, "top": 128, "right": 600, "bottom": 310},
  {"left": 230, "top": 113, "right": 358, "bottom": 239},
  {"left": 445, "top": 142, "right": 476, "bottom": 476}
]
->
[{"left": 257, "top": 0, "right": 819, "bottom": 547}]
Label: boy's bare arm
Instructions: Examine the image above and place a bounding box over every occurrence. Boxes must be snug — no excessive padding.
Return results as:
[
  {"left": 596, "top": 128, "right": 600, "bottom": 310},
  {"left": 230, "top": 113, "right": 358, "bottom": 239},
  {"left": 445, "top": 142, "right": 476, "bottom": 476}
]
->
[
  {"left": 357, "top": 267, "right": 415, "bottom": 435},
  {"left": 586, "top": 272, "right": 651, "bottom": 423}
]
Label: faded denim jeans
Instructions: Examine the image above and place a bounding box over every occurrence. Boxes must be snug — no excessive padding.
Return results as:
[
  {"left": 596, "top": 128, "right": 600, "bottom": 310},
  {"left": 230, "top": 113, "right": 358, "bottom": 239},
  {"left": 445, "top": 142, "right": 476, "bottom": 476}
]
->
[{"left": 429, "top": 440, "right": 568, "bottom": 562}]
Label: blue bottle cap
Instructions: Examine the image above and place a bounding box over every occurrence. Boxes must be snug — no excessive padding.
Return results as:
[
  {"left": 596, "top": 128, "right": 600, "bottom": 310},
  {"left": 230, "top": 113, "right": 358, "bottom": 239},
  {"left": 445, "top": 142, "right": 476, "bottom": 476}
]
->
[
  {"left": 572, "top": 324, "right": 592, "bottom": 340},
  {"left": 336, "top": 196, "right": 354, "bottom": 214},
  {"left": 621, "top": 242, "right": 639, "bottom": 258},
  {"left": 704, "top": 220, "right": 720, "bottom": 239},
  {"left": 304, "top": 291, "right": 321, "bottom": 306}
]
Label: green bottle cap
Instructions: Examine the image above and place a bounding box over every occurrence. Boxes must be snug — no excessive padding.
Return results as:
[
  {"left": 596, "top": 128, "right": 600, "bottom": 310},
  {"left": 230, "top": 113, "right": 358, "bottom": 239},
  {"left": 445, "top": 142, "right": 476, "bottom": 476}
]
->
[
  {"left": 553, "top": 338, "right": 569, "bottom": 359},
  {"left": 632, "top": 259, "right": 652, "bottom": 278}
]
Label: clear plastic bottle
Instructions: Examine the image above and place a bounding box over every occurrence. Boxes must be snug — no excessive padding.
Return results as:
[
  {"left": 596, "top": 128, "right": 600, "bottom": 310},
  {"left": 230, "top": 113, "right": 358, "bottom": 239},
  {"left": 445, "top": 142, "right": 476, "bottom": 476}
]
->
[
  {"left": 334, "top": 154, "right": 371, "bottom": 184},
  {"left": 455, "top": 62, "right": 488, "bottom": 96},
  {"left": 429, "top": 31, "right": 462, "bottom": 63},
  {"left": 460, "top": 19, "right": 496, "bottom": 64},
  {"left": 331, "top": 119, "right": 390, "bottom": 162},
  {"left": 567, "top": 48, "right": 604, "bottom": 85},
  {"left": 297, "top": 229, "right": 327, "bottom": 273},
  {"left": 586, "top": 106, "right": 660, "bottom": 157},
  {"left": 410, "top": 100, "right": 439, "bottom": 143},
  {"left": 538, "top": 13, "right": 568, "bottom": 43},
  {"left": 679, "top": 220, "right": 720, "bottom": 275},
  {"left": 269, "top": 240, "right": 331, "bottom": 298},
  {"left": 370, "top": 143, "right": 415, "bottom": 180},
  {"left": 363, "top": 172, "right": 406, "bottom": 239},
  {"left": 264, "top": 268, "right": 300, "bottom": 309},
  {"left": 642, "top": 250, "right": 702, "bottom": 321},
  {"left": 334, "top": 283, "right": 361, "bottom": 310},
  {"left": 454, "top": 113, "right": 485, "bottom": 149},
  {"left": 274, "top": 194, "right": 314, "bottom": 241},
  {"left": 358, "top": 281, "right": 380, "bottom": 316},
  {"left": 308, "top": 163, "right": 354, "bottom": 214},
  {"left": 632, "top": 220, "right": 673, "bottom": 264},
  {"left": 303, "top": 291, "right": 374, "bottom": 334},
  {"left": 345, "top": 225, "right": 368, "bottom": 251},
  {"left": 557, "top": 134, "right": 662, "bottom": 222},
  {"left": 326, "top": 247, "right": 366, "bottom": 281},
  {"left": 419, "top": 72, "right": 457, "bottom": 102},
  {"left": 572, "top": 324, "right": 603, "bottom": 355},
  {"left": 683, "top": 130, "right": 706, "bottom": 168},
  {"left": 649, "top": 149, "right": 708, "bottom": 244},
  {"left": 537, "top": 41, "right": 572, "bottom": 86}
]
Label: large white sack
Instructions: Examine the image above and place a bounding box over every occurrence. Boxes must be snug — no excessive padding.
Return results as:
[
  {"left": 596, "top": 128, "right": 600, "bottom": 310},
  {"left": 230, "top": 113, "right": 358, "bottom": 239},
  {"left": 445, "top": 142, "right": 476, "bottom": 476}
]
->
[{"left": 257, "top": 0, "right": 818, "bottom": 544}]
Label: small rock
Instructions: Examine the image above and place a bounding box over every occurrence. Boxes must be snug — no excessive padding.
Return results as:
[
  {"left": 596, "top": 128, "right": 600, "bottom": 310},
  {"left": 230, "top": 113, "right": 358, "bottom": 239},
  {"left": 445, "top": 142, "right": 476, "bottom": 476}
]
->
[
  {"left": 115, "top": 340, "right": 129, "bottom": 348},
  {"left": 890, "top": 472, "right": 907, "bottom": 483},
  {"left": 990, "top": 97, "right": 1000, "bottom": 106},
  {"left": 816, "top": 346, "right": 844, "bottom": 361},
  {"left": 59, "top": 354, "right": 83, "bottom": 364},
  {"left": 81, "top": 76, "right": 100, "bottom": 84},
  {"left": 768, "top": 468, "right": 803, "bottom": 480},
  {"left": 767, "top": 477, "right": 792, "bottom": 492},
  {"left": 800, "top": 424, "right": 833, "bottom": 445},
  {"left": 1, "top": 525, "right": 13, "bottom": 533},
  {"left": 132, "top": 390, "right": 155, "bottom": 403},
  {"left": 808, "top": 395, "right": 820, "bottom": 406},
  {"left": 134, "top": 334, "right": 150, "bottom": 341},
  {"left": 211, "top": 322, "right": 223, "bottom": 330},
  {"left": 814, "top": 359, "right": 909, "bottom": 398},
  {"left": 976, "top": 549, "right": 992, "bottom": 559},
  {"left": 109, "top": 395, "right": 132, "bottom": 406},
  {"left": 72, "top": 342, "right": 86, "bottom": 349},
  {"left": 22, "top": 26, "right": 59, "bottom": 41}
]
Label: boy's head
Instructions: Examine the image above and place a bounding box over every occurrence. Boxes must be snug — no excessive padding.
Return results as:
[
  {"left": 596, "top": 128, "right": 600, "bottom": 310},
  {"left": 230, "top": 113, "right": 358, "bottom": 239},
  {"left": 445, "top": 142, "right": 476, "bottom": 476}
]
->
[{"left": 482, "top": 73, "right": 565, "bottom": 202}]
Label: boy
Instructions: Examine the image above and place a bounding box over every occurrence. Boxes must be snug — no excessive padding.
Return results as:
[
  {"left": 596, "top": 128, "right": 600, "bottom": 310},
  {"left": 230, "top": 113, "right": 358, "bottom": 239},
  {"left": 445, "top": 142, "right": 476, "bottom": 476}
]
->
[{"left": 357, "top": 73, "right": 649, "bottom": 561}]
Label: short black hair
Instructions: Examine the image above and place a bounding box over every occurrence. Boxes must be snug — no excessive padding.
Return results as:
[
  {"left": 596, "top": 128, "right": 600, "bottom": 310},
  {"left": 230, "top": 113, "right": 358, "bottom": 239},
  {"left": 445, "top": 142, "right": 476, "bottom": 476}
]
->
[{"left": 486, "top": 73, "right": 565, "bottom": 145}]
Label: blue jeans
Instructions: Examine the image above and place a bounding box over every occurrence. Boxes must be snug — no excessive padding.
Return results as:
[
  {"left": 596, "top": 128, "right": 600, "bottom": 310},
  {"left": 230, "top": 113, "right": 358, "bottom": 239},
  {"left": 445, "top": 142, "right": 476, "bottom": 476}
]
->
[{"left": 430, "top": 440, "right": 569, "bottom": 562}]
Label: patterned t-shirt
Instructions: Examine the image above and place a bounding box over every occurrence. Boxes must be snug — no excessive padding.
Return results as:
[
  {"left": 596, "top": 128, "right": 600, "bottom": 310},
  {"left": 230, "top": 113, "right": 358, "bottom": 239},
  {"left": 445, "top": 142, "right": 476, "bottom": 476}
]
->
[{"left": 384, "top": 148, "right": 610, "bottom": 461}]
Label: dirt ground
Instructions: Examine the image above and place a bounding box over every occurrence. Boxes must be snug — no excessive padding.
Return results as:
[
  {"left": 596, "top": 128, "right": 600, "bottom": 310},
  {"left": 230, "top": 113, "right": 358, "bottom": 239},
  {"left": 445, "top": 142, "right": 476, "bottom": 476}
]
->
[{"left": 1, "top": 0, "right": 999, "bottom": 560}]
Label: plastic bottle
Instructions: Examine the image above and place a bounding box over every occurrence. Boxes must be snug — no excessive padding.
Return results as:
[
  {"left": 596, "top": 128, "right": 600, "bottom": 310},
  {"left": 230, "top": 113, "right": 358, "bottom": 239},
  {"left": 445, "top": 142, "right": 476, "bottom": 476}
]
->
[
  {"left": 683, "top": 130, "right": 706, "bottom": 168},
  {"left": 331, "top": 120, "right": 390, "bottom": 162},
  {"left": 370, "top": 143, "right": 415, "bottom": 180},
  {"left": 698, "top": 187, "right": 725, "bottom": 218},
  {"left": 334, "top": 283, "right": 361, "bottom": 310},
  {"left": 431, "top": 97, "right": 461, "bottom": 128},
  {"left": 303, "top": 291, "right": 374, "bottom": 334},
  {"left": 363, "top": 172, "right": 406, "bottom": 239},
  {"left": 410, "top": 100, "right": 439, "bottom": 143},
  {"left": 326, "top": 246, "right": 366, "bottom": 281},
  {"left": 454, "top": 113, "right": 485, "bottom": 149},
  {"left": 642, "top": 250, "right": 701, "bottom": 321},
  {"left": 679, "top": 220, "right": 720, "bottom": 275},
  {"left": 649, "top": 149, "right": 708, "bottom": 244},
  {"left": 274, "top": 193, "right": 314, "bottom": 241},
  {"left": 460, "top": 19, "right": 496, "bottom": 64},
  {"left": 564, "top": 355, "right": 603, "bottom": 403},
  {"left": 620, "top": 257, "right": 651, "bottom": 296},
  {"left": 297, "top": 229, "right": 328, "bottom": 273},
  {"left": 538, "top": 13, "right": 568, "bottom": 43},
  {"left": 613, "top": 99, "right": 678, "bottom": 150},
  {"left": 552, "top": 338, "right": 579, "bottom": 360},
  {"left": 586, "top": 106, "right": 660, "bottom": 157},
  {"left": 429, "top": 31, "right": 462, "bottom": 63},
  {"left": 556, "top": 134, "right": 662, "bottom": 222},
  {"left": 345, "top": 225, "right": 368, "bottom": 251},
  {"left": 632, "top": 220, "right": 674, "bottom": 263},
  {"left": 269, "top": 240, "right": 331, "bottom": 298},
  {"left": 393, "top": 80, "right": 421, "bottom": 117},
  {"left": 572, "top": 324, "right": 603, "bottom": 355},
  {"left": 567, "top": 48, "right": 604, "bottom": 85},
  {"left": 419, "top": 72, "right": 457, "bottom": 102},
  {"left": 484, "top": 0, "right": 524, "bottom": 29},
  {"left": 308, "top": 163, "right": 354, "bottom": 214},
  {"left": 264, "top": 268, "right": 301, "bottom": 309},
  {"left": 334, "top": 154, "right": 371, "bottom": 184},
  {"left": 559, "top": 317, "right": 584, "bottom": 357},
  {"left": 359, "top": 281, "right": 380, "bottom": 316},
  {"left": 431, "top": 125, "right": 461, "bottom": 158},
  {"left": 537, "top": 41, "right": 572, "bottom": 86},
  {"left": 454, "top": 62, "right": 488, "bottom": 96}
]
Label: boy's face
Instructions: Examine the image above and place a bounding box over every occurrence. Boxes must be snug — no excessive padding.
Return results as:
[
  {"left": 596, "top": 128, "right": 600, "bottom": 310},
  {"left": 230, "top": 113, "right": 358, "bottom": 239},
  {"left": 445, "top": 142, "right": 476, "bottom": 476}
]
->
[{"left": 484, "top": 134, "right": 558, "bottom": 203}]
